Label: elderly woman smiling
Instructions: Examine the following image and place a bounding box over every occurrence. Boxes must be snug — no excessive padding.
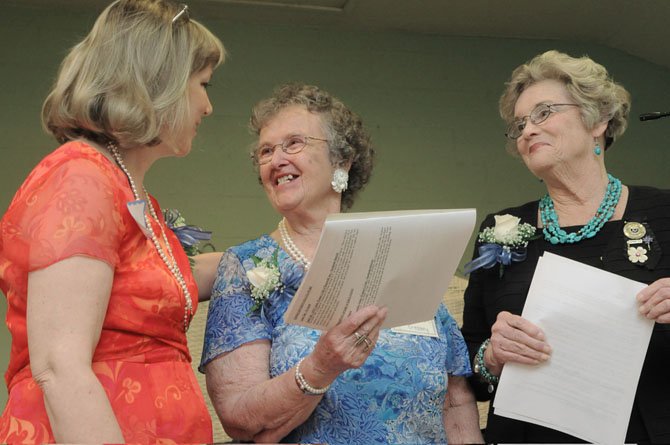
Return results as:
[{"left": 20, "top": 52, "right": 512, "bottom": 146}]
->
[
  {"left": 461, "top": 50, "right": 670, "bottom": 444},
  {"left": 200, "top": 83, "right": 483, "bottom": 444}
]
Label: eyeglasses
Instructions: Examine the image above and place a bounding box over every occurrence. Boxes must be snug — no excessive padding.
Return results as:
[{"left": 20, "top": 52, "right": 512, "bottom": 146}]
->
[
  {"left": 505, "top": 103, "right": 580, "bottom": 140},
  {"left": 253, "top": 135, "right": 328, "bottom": 165}
]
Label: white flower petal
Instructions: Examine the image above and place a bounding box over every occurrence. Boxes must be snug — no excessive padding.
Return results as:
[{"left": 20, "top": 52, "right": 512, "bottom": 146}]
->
[
  {"left": 493, "top": 214, "right": 521, "bottom": 241},
  {"left": 627, "top": 246, "right": 648, "bottom": 264}
]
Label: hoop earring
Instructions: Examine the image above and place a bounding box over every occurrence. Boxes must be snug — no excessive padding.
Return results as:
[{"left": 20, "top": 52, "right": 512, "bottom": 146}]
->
[{"left": 331, "top": 168, "right": 349, "bottom": 193}]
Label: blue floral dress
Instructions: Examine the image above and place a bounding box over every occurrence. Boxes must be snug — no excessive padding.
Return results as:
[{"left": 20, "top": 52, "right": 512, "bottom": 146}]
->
[{"left": 200, "top": 235, "right": 472, "bottom": 444}]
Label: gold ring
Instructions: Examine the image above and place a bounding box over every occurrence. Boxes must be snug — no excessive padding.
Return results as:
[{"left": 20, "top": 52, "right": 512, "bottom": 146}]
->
[
  {"left": 362, "top": 337, "right": 372, "bottom": 350},
  {"left": 353, "top": 331, "right": 368, "bottom": 347}
]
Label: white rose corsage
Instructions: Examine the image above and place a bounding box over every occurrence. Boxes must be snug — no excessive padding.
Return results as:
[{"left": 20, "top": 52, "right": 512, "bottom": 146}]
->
[
  {"left": 464, "top": 214, "right": 537, "bottom": 277},
  {"left": 247, "top": 250, "right": 282, "bottom": 313}
]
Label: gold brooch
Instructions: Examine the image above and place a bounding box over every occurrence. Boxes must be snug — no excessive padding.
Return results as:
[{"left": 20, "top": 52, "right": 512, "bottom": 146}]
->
[
  {"left": 623, "top": 221, "right": 653, "bottom": 266},
  {"left": 623, "top": 221, "right": 646, "bottom": 240}
]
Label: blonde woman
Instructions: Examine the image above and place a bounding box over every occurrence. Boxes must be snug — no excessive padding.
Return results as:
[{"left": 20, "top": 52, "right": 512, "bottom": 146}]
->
[{"left": 0, "top": 1, "right": 224, "bottom": 442}]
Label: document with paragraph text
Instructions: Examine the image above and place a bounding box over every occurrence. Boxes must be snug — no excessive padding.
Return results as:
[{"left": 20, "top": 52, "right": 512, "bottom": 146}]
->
[{"left": 285, "top": 209, "right": 476, "bottom": 330}]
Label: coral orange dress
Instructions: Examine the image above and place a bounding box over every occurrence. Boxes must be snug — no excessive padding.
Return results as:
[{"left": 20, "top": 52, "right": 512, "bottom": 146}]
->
[{"left": 0, "top": 141, "right": 212, "bottom": 444}]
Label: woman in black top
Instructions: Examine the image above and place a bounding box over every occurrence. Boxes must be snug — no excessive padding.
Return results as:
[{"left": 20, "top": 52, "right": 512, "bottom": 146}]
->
[{"left": 461, "top": 50, "right": 670, "bottom": 444}]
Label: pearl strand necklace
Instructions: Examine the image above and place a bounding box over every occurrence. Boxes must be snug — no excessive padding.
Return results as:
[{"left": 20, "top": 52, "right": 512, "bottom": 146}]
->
[
  {"left": 278, "top": 218, "right": 312, "bottom": 270},
  {"left": 107, "top": 142, "right": 193, "bottom": 332}
]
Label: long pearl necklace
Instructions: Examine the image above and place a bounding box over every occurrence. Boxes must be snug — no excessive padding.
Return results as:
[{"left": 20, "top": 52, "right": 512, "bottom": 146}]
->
[
  {"left": 107, "top": 142, "right": 193, "bottom": 332},
  {"left": 278, "top": 218, "right": 312, "bottom": 270},
  {"left": 539, "top": 173, "right": 622, "bottom": 245}
]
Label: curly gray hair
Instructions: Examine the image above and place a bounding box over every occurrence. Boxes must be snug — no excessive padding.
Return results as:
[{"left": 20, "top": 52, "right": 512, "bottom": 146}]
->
[{"left": 250, "top": 83, "right": 375, "bottom": 210}]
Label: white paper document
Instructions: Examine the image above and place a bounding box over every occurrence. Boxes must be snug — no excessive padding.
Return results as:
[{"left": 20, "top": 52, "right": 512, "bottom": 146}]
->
[
  {"left": 284, "top": 209, "right": 476, "bottom": 330},
  {"left": 493, "top": 252, "right": 654, "bottom": 444}
]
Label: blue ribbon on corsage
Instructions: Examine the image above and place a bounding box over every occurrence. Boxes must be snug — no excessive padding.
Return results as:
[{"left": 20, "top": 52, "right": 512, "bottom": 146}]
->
[
  {"left": 163, "top": 208, "right": 212, "bottom": 260},
  {"left": 170, "top": 224, "right": 212, "bottom": 249},
  {"left": 464, "top": 243, "right": 528, "bottom": 275}
]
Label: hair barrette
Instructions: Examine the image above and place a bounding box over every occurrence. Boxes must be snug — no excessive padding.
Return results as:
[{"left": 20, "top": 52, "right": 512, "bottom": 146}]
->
[{"left": 172, "top": 4, "right": 189, "bottom": 24}]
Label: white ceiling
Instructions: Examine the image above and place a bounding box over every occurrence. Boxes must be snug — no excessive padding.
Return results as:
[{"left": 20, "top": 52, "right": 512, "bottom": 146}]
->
[{"left": 13, "top": 0, "right": 670, "bottom": 70}]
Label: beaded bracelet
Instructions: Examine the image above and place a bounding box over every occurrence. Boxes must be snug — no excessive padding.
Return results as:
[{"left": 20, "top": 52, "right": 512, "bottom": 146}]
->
[
  {"left": 474, "top": 338, "right": 499, "bottom": 393},
  {"left": 295, "top": 357, "right": 331, "bottom": 396}
]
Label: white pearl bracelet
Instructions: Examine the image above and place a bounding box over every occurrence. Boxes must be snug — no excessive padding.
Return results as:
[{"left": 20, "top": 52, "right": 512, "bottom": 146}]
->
[{"left": 295, "top": 357, "right": 330, "bottom": 396}]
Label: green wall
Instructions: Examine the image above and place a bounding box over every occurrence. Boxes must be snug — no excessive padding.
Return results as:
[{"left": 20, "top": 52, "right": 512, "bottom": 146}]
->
[{"left": 1, "top": 3, "right": 670, "bottom": 411}]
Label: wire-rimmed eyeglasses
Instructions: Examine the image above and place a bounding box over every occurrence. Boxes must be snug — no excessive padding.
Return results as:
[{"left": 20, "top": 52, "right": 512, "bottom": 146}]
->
[
  {"left": 252, "top": 135, "right": 328, "bottom": 165},
  {"left": 505, "top": 103, "right": 580, "bottom": 139}
]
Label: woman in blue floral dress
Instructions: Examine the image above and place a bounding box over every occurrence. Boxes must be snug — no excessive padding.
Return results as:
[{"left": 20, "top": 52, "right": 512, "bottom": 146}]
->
[{"left": 200, "top": 83, "right": 483, "bottom": 444}]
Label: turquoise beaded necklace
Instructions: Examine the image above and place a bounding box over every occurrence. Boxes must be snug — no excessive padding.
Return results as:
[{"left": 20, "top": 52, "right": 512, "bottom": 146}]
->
[{"left": 539, "top": 173, "right": 622, "bottom": 245}]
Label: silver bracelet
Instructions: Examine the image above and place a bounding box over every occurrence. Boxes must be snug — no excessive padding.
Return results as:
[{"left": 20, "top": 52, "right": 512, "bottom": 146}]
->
[{"left": 295, "top": 357, "right": 331, "bottom": 396}]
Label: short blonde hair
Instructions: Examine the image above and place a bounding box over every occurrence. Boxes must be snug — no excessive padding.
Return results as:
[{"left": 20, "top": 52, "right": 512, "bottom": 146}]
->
[
  {"left": 499, "top": 50, "right": 631, "bottom": 154},
  {"left": 249, "top": 83, "right": 375, "bottom": 211},
  {"left": 42, "top": 0, "right": 225, "bottom": 148}
]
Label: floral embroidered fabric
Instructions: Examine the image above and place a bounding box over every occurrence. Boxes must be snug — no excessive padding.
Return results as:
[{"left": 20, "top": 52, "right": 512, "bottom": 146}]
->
[
  {"left": 0, "top": 141, "right": 211, "bottom": 443},
  {"left": 200, "top": 234, "right": 471, "bottom": 444}
]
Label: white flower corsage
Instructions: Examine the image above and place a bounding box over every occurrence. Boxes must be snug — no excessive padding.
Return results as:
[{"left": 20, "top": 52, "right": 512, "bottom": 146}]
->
[
  {"left": 465, "top": 214, "right": 538, "bottom": 277},
  {"left": 247, "top": 250, "right": 282, "bottom": 312}
]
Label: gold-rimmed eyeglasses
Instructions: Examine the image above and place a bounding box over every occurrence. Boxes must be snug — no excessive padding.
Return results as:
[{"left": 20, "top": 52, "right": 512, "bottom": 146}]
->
[
  {"left": 506, "top": 103, "right": 580, "bottom": 140},
  {"left": 253, "top": 135, "right": 328, "bottom": 165}
]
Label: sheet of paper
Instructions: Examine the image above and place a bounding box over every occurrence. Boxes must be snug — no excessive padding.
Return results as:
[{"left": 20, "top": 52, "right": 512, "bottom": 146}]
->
[
  {"left": 284, "top": 209, "right": 476, "bottom": 330},
  {"left": 493, "top": 252, "right": 654, "bottom": 444}
]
